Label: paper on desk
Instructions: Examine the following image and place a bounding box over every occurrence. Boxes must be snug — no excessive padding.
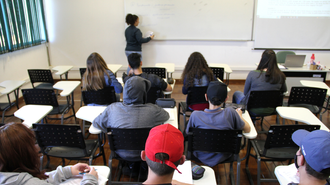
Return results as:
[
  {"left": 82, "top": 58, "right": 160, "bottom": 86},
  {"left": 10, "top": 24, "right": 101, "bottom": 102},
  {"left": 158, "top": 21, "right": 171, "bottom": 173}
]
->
[
  {"left": 172, "top": 160, "right": 193, "bottom": 185},
  {"left": 276, "top": 163, "right": 299, "bottom": 185},
  {"left": 45, "top": 173, "right": 108, "bottom": 185}
]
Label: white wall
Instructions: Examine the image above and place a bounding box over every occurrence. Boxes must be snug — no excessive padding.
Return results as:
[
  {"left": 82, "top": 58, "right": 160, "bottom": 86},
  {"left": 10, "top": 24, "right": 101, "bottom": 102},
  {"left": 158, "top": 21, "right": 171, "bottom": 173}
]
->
[
  {"left": 0, "top": 44, "right": 49, "bottom": 102},
  {"left": 43, "top": 0, "right": 330, "bottom": 80}
]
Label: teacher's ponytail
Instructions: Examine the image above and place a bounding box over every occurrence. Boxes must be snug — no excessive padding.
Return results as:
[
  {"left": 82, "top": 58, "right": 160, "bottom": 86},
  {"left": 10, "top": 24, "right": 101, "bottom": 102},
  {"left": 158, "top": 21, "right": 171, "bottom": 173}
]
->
[{"left": 126, "top": 13, "right": 138, "bottom": 25}]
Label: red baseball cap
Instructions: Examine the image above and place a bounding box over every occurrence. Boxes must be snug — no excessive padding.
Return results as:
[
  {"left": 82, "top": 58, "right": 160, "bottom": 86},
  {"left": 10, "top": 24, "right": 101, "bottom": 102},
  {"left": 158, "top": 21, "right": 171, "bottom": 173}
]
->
[{"left": 145, "top": 124, "right": 184, "bottom": 173}]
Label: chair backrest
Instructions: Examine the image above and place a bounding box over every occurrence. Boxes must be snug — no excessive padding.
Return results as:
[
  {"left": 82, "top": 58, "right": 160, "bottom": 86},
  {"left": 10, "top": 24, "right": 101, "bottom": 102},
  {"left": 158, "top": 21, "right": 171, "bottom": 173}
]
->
[
  {"left": 187, "top": 128, "right": 242, "bottom": 159},
  {"left": 264, "top": 125, "right": 320, "bottom": 151},
  {"left": 288, "top": 87, "right": 327, "bottom": 108},
  {"left": 107, "top": 127, "right": 151, "bottom": 154},
  {"left": 79, "top": 68, "right": 86, "bottom": 79},
  {"left": 210, "top": 67, "right": 224, "bottom": 81},
  {"left": 28, "top": 69, "right": 54, "bottom": 87},
  {"left": 186, "top": 86, "right": 209, "bottom": 110},
  {"left": 142, "top": 67, "right": 166, "bottom": 79},
  {"left": 82, "top": 86, "right": 117, "bottom": 105},
  {"left": 22, "top": 89, "right": 59, "bottom": 107},
  {"left": 146, "top": 87, "right": 163, "bottom": 104},
  {"left": 33, "top": 124, "right": 87, "bottom": 151},
  {"left": 247, "top": 90, "right": 284, "bottom": 116},
  {"left": 276, "top": 51, "right": 296, "bottom": 64}
]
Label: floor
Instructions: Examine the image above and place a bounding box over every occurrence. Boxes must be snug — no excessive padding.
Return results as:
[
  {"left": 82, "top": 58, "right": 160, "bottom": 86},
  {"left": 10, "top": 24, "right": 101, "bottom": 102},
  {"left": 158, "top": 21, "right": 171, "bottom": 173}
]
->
[{"left": 2, "top": 80, "right": 330, "bottom": 185}]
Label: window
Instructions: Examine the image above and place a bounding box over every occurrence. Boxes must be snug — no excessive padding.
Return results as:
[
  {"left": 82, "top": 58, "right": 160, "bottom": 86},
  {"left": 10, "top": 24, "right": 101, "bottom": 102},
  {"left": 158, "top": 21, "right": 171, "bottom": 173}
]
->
[{"left": 0, "top": 0, "right": 47, "bottom": 54}]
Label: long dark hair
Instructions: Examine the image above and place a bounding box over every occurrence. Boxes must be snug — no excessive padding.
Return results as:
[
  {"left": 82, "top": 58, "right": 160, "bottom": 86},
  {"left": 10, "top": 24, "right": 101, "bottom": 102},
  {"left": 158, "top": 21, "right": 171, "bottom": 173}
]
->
[
  {"left": 0, "top": 123, "right": 47, "bottom": 179},
  {"left": 126, "top": 14, "right": 138, "bottom": 25},
  {"left": 181, "top": 52, "right": 214, "bottom": 88},
  {"left": 256, "top": 49, "right": 286, "bottom": 84}
]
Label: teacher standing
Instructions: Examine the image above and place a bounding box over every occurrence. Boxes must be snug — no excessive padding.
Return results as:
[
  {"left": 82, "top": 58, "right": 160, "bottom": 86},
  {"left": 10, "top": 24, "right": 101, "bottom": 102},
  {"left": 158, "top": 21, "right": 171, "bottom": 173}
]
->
[{"left": 125, "top": 14, "right": 154, "bottom": 60}]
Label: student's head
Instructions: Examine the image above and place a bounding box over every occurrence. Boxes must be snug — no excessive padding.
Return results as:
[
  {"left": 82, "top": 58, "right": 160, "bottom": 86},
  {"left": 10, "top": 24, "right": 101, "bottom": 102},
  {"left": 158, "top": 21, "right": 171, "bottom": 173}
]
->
[
  {"left": 123, "top": 76, "right": 151, "bottom": 105},
  {"left": 82, "top": 52, "right": 110, "bottom": 91},
  {"left": 181, "top": 52, "right": 215, "bottom": 88},
  {"left": 206, "top": 81, "right": 228, "bottom": 106},
  {"left": 292, "top": 129, "right": 330, "bottom": 181},
  {"left": 0, "top": 123, "right": 47, "bottom": 179},
  {"left": 257, "top": 49, "right": 277, "bottom": 70},
  {"left": 127, "top": 53, "right": 142, "bottom": 69},
  {"left": 141, "top": 124, "right": 185, "bottom": 176},
  {"left": 256, "top": 49, "right": 285, "bottom": 84},
  {"left": 126, "top": 13, "right": 139, "bottom": 26}
]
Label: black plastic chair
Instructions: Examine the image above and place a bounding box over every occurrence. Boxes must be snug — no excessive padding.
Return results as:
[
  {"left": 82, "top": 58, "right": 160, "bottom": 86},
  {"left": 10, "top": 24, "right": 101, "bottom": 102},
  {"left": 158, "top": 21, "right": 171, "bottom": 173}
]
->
[
  {"left": 246, "top": 90, "right": 284, "bottom": 131},
  {"left": 146, "top": 87, "right": 163, "bottom": 104},
  {"left": 107, "top": 127, "right": 151, "bottom": 184},
  {"left": 245, "top": 124, "right": 320, "bottom": 185},
  {"left": 142, "top": 67, "right": 166, "bottom": 79},
  {"left": 28, "top": 69, "right": 54, "bottom": 89},
  {"left": 178, "top": 86, "right": 209, "bottom": 132},
  {"left": 187, "top": 128, "right": 243, "bottom": 185},
  {"left": 79, "top": 68, "right": 86, "bottom": 79},
  {"left": 210, "top": 67, "right": 225, "bottom": 82},
  {"left": 33, "top": 124, "right": 106, "bottom": 169},
  {"left": 287, "top": 86, "right": 326, "bottom": 120},
  {"left": 21, "top": 89, "right": 76, "bottom": 124},
  {"left": 81, "top": 87, "right": 117, "bottom": 137}
]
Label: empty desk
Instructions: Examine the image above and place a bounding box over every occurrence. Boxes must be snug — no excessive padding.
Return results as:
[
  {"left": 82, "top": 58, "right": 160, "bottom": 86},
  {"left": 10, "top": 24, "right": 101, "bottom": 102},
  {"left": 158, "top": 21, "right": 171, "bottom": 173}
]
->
[
  {"left": 276, "top": 107, "right": 329, "bottom": 131},
  {"left": 52, "top": 65, "right": 73, "bottom": 80},
  {"left": 14, "top": 105, "right": 53, "bottom": 128}
]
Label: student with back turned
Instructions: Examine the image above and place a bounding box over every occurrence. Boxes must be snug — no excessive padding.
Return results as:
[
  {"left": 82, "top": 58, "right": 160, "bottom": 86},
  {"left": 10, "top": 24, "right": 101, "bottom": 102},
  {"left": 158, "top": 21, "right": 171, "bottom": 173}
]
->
[
  {"left": 185, "top": 81, "right": 250, "bottom": 167},
  {"left": 92, "top": 76, "right": 169, "bottom": 161},
  {"left": 123, "top": 53, "right": 172, "bottom": 99}
]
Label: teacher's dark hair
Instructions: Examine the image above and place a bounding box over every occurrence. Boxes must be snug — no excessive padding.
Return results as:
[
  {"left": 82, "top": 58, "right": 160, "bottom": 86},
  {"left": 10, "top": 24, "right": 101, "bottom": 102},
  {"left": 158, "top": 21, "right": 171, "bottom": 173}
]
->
[
  {"left": 126, "top": 14, "right": 139, "bottom": 25},
  {"left": 0, "top": 122, "right": 48, "bottom": 179},
  {"left": 256, "top": 49, "right": 286, "bottom": 84}
]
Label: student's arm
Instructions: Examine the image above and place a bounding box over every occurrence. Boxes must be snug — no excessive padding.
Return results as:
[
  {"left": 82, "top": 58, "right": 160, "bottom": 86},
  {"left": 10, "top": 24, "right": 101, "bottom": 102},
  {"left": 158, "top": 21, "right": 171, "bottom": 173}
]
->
[
  {"left": 107, "top": 70, "right": 123, "bottom": 93},
  {"left": 280, "top": 81, "right": 287, "bottom": 92},
  {"left": 243, "top": 72, "right": 253, "bottom": 95},
  {"left": 92, "top": 107, "right": 110, "bottom": 133},
  {"left": 165, "top": 83, "right": 172, "bottom": 91},
  {"left": 235, "top": 109, "right": 251, "bottom": 133}
]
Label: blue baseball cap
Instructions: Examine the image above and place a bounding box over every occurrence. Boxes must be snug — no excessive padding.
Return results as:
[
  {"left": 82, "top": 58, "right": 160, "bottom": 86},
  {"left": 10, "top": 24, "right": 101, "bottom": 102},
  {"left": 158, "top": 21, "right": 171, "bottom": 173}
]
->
[{"left": 292, "top": 129, "right": 330, "bottom": 172}]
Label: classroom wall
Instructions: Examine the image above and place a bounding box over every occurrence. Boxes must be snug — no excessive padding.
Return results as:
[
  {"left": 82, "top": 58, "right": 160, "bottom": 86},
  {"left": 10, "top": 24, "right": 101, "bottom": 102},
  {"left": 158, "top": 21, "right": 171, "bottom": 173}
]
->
[
  {"left": 43, "top": 0, "right": 330, "bottom": 80},
  {"left": 0, "top": 44, "right": 49, "bottom": 102}
]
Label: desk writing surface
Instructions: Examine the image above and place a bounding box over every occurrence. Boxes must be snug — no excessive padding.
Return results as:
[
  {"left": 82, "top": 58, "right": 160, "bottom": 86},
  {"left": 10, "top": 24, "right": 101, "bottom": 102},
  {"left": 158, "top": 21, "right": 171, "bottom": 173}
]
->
[
  {"left": 276, "top": 107, "right": 329, "bottom": 131},
  {"left": 0, "top": 80, "right": 25, "bottom": 95},
  {"left": 52, "top": 66, "right": 73, "bottom": 76},
  {"left": 53, "top": 81, "right": 81, "bottom": 96},
  {"left": 241, "top": 111, "right": 257, "bottom": 139},
  {"left": 14, "top": 105, "right": 53, "bottom": 128},
  {"left": 107, "top": 64, "right": 122, "bottom": 73},
  {"left": 275, "top": 164, "right": 299, "bottom": 185},
  {"left": 163, "top": 79, "right": 175, "bottom": 95}
]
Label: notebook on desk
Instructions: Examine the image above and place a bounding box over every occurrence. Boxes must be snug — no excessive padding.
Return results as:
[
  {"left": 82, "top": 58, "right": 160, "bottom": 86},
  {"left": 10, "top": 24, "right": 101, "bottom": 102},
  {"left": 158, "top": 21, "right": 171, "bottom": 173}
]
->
[{"left": 283, "top": 55, "right": 306, "bottom": 67}]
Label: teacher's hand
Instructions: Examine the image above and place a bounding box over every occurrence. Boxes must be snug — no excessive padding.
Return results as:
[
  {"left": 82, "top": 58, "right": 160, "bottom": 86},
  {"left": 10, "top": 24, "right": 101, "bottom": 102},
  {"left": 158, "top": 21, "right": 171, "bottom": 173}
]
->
[{"left": 150, "top": 35, "right": 155, "bottom": 39}]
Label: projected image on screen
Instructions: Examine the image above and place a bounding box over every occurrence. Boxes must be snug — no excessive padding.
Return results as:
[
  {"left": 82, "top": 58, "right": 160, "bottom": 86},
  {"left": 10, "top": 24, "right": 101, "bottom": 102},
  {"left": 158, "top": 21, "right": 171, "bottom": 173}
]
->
[{"left": 254, "top": 0, "right": 330, "bottom": 49}]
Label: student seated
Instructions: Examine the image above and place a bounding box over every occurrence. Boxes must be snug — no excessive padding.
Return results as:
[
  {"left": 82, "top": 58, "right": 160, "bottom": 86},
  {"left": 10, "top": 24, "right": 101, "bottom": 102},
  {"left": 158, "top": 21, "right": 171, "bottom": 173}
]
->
[
  {"left": 82, "top": 52, "right": 123, "bottom": 104},
  {"left": 232, "top": 49, "right": 287, "bottom": 106},
  {"left": 123, "top": 53, "right": 172, "bottom": 97},
  {"left": 181, "top": 52, "right": 215, "bottom": 95},
  {"left": 141, "top": 124, "right": 185, "bottom": 185},
  {"left": 92, "top": 76, "right": 169, "bottom": 161},
  {"left": 185, "top": 81, "right": 250, "bottom": 167},
  {"left": 288, "top": 129, "right": 330, "bottom": 185},
  {"left": 0, "top": 122, "right": 98, "bottom": 185}
]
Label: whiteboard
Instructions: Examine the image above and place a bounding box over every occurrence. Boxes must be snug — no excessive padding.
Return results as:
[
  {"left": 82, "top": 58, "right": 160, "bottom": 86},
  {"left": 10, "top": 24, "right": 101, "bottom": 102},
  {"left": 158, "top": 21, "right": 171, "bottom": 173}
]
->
[{"left": 125, "top": 0, "right": 254, "bottom": 41}]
